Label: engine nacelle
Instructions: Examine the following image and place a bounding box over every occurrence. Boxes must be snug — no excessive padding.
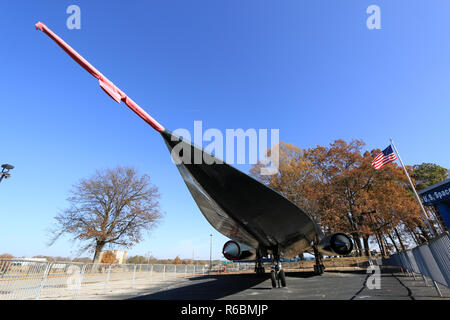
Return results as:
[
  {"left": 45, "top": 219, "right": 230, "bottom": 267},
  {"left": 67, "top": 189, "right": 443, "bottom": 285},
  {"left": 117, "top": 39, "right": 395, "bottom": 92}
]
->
[
  {"left": 222, "top": 241, "right": 256, "bottom": 261},
  {"left": 317, "top": 233, "right": 353, "bottom": 256}
]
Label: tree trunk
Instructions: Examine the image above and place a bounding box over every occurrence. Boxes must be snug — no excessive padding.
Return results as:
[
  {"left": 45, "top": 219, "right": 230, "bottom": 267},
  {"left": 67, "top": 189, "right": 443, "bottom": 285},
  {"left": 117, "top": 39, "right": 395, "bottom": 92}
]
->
[
  {"left": 381, "top": 234, "right": 391, "bottom": 255},
  {"left": 363, "top": 236, "right": 371, "bottom": 257},
  {"left": 92, "top": 241, "right": 105, "bottom": 264},
  {"left": 388, "top": 233, "right": 400, "bottom": 253},
  {"left": 418, "top": 225, "right": 431, "bottom": 241},
  {"left": 352, "top": 234, "right": 363, "bottom": 256},
  {"left": 394, "top": 228, "right": 406, "bottom": 251},
  {"left": 375, "top": 231, "right": 386, "bottom": 256},
  {"left": 406, "top": 226, "right": 420, "bottom": 246}
]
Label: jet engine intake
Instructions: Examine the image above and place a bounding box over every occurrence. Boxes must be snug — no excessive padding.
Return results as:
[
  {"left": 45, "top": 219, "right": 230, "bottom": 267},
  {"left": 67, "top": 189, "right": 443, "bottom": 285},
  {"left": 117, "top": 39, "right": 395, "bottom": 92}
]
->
[
  {"left": 317, "top": 233, "right": 353, "bottom": 256},
  {"left": 222, "top": 240, "right": 256, "bottom": 261}
]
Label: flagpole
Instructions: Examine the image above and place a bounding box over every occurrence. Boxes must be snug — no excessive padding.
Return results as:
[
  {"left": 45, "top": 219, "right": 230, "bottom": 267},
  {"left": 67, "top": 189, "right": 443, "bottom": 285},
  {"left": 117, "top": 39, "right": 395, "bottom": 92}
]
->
[{"left": 389, "top": 138, "right": 436, "bottom": 237}]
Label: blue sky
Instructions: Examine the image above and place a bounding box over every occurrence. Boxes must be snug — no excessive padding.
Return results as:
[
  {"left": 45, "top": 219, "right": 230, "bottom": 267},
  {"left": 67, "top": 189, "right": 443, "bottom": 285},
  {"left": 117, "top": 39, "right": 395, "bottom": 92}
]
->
[{"left": 1, "top": 1, "right": 450, "bottom": 260}]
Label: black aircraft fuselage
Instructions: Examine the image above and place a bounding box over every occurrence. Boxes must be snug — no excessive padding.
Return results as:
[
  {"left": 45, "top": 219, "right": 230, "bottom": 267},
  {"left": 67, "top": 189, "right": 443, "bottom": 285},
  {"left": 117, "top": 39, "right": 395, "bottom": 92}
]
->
[{"left": 161, "top": 130, "right": 353, "bottom": 262}]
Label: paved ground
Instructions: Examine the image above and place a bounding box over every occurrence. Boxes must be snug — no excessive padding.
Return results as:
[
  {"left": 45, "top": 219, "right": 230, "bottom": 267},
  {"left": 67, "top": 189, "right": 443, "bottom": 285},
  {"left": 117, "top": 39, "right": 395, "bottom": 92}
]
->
[{"left": 128, "top": 269, "right": 450, "bottom": 300}]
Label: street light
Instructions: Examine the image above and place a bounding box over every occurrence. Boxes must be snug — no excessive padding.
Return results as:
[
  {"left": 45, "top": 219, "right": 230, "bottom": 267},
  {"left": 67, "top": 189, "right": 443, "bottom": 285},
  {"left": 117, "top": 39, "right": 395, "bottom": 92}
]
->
[
  {"left": 209, "top": 234, "right": 213, "bottom": 274},
  {"left": 0, "top": 164, "right": 14, "bottom": 183}
]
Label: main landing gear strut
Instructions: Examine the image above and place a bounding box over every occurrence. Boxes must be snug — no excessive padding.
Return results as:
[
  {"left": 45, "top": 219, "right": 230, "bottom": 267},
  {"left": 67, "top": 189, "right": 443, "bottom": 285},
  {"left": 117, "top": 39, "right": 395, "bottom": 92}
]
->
[
  {"left": 313, "top": 245, "right": 325, "bottom": 275},
  {"left": 254, "top": 248, "right": 266, "bottom": 276},
  {"left": 270, "top": 247, "right": 286, "bottom": 288}
]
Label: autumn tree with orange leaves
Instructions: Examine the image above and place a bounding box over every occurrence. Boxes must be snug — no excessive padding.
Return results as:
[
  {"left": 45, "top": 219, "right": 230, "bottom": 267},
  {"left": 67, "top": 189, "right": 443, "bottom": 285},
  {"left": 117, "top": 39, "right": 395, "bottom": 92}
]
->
[
  {"left": 252, "top": 139, "right": 435, "bottom": 257},
  {"left": 173, "top": 256, "right": 183, "bottom": 265},
  {"left": 100, "top": 251, "right": 117, "bottom": 265}
]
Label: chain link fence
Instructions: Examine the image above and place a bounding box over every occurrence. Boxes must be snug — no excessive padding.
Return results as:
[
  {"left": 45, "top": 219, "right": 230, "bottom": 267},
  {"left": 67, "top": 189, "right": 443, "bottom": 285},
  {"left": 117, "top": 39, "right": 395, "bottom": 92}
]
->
[
  {"left": 0, "top": 253, "right": 393, "bottom": 300},
  {"left": 389, "top": 231, "right": 449, "bottom": 297},
  {"left": 0, "top": 260, "right": 253, "bottom": 300}
]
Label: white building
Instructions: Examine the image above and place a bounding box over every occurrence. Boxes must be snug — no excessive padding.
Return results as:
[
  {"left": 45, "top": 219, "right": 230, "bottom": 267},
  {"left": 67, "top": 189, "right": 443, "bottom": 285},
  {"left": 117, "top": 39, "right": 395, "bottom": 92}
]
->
[{"left": 99, "top": 250, "right": 128, "bottom": 264}]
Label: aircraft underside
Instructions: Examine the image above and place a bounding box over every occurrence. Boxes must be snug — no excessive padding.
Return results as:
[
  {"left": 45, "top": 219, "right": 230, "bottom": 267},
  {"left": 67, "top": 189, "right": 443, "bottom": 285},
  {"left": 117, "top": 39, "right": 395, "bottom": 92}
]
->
[{"left": 162, "top": 130, "right": 353, "bottom": 287}]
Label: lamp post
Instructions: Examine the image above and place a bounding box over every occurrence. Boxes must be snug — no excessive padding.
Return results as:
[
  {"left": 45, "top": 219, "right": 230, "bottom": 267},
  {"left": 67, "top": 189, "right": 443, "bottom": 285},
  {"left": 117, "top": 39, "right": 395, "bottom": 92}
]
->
[
  {"left": 209, "top": 234, "right": 213, "bottom": 274},
  {"left": 0, "top": 164, "right": 14, "bottom": 183}
]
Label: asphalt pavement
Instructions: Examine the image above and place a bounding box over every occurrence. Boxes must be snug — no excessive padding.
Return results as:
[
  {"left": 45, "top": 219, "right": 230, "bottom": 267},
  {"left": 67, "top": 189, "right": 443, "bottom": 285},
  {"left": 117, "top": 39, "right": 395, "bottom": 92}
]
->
[{"left": 128, "top": 269, "right": 450, "bottom": 300}]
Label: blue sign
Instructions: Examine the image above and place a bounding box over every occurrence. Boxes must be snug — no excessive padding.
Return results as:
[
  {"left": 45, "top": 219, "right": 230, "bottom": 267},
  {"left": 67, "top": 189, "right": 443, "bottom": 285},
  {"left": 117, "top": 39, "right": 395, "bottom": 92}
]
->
[{"left": 421, "top": 182, "right": 450, "bottom": 205}]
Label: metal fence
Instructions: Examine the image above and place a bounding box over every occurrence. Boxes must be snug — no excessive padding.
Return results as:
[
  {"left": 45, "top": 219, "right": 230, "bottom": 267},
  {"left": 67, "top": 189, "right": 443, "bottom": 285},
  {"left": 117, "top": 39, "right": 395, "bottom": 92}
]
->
[
  {"left": 0, "top": 260, "right": 253, "bottom": 300},
  {"left": 389, "top": 231, "right": 450, "bottom": 296}
]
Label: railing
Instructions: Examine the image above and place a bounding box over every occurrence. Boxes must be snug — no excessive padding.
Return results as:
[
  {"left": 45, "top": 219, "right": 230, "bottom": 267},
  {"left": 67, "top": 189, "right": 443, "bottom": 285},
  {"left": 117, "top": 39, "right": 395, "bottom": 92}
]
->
[
  {"left": 389, "top": 231, "right": 450, "bottom": 297},
  {"left": 0, "top": 260, "right": 254, "bottom": 300}
]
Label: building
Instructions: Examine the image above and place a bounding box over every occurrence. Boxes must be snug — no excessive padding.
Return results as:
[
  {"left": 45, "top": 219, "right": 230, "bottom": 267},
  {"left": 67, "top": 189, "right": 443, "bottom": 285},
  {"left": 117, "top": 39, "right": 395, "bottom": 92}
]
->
[
  {"left": 98, "top": 250, "right": 128, "bottom": 264},
  {"left": 419, "top": 177, "right": 450, "bottom": 231}
]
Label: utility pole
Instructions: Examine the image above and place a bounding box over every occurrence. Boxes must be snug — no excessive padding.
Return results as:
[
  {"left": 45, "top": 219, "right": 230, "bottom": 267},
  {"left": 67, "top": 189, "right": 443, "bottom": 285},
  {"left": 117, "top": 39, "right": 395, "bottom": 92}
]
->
[{"left": 209, "top": 234, "right": 213, "bottom": 274}]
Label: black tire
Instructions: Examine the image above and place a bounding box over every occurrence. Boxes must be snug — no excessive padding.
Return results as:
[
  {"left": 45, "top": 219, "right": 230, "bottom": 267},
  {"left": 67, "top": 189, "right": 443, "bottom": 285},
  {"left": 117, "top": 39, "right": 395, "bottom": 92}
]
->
[
  {"left": 270, "top": 270, "right": 277, "bottom": 288},
  {"left": 279, "top": 269, "right": 286, "bottom": 287}
]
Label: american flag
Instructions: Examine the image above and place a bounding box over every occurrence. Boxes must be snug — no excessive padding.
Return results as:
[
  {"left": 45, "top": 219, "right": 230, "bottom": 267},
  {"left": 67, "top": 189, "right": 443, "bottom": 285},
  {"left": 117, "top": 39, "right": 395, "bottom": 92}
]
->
[{"left": 372, "top": 145, "right": 397, "bottom": 170}]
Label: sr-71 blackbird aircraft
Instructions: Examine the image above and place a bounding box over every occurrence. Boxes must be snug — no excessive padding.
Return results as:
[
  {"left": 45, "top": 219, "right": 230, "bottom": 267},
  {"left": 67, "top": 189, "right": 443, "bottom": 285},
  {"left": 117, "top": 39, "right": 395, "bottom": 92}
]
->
[{"left": 36, "top": 22, "right": 353, "bottom": 288}]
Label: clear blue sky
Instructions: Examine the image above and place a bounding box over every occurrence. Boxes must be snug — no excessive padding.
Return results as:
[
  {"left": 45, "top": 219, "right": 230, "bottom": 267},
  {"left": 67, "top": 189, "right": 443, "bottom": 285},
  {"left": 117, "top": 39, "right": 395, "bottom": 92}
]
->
[{"left": 1, "top": 1, "right": 450, "bottom": 260}]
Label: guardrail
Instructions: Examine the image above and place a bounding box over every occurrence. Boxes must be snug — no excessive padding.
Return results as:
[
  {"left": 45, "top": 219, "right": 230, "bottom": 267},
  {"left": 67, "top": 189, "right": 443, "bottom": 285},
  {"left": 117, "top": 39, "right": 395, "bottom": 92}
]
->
[
  {"left": 389, "top": 231, "right": 449, "bottom": 297},
  {"left": 0, "top": 260, "right": 253, "bottom": 300}
]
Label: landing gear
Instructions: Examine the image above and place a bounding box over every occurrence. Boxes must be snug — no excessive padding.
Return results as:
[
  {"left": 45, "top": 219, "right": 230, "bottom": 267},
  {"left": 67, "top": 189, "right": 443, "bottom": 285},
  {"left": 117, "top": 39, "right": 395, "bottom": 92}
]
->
[
  {"left": 278, "top": 269, "right": 286, "bottom": 287},
  {"left": 314, "top": 264, "right": 325, "bottom": 275},
  {"left": 270, "top": 270, "right": 277, "bottom": 287},
  {"left": 255, "top": 248, "right": 265, "bottom": 277},
  {"left": 313, "top": 245, "right": 325, "bottom": 275},
  {"left": 255, "top": 266, "right": 265, "bottom": 276},
  {"left": 270, "top": 247, "right": 286, "bottom": 288}
]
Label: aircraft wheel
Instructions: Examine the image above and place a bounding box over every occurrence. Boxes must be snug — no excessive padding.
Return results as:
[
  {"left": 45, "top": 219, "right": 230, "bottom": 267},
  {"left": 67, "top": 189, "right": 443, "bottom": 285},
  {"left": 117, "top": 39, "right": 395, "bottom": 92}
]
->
[
  {"left": 279, "top": 270, "right": 286, "bottom": 287},
  {"left": 270, "top": 270, "right": 277, "bottom": 288}
]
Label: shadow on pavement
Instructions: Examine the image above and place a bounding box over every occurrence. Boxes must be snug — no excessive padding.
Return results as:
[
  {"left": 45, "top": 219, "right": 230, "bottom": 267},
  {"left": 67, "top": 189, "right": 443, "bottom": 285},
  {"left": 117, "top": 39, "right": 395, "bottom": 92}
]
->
[
  {"left": 129, "top": 273, "right": 269, "bottom": 300},
  {"left": 281, "top": 271, "right": 320, "bottom": 279},
  {"left": 323, "top": 270, "right": 367, "bottom": 275},
  {"left": 129, "top": 270, "right": 331, "bottom": 300}
]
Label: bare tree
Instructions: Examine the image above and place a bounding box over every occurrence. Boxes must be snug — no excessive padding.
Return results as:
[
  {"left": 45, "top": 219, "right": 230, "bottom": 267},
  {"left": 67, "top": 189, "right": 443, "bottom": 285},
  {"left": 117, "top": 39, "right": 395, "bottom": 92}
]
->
[{"left": 49, "top": 166, "right": 163, "bottom": 263}]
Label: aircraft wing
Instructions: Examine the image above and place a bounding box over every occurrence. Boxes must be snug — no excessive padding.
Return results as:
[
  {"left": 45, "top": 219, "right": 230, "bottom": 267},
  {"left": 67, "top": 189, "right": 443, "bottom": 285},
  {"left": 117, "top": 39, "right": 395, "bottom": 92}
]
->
[
  {"left": 161, "top": 130, "right": 319, "bottom": 255},
  {"left": 36, "top": 22, "right": 320, "bottom": 257}
]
